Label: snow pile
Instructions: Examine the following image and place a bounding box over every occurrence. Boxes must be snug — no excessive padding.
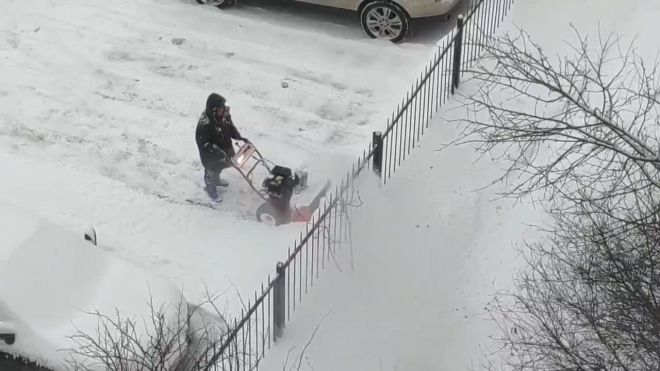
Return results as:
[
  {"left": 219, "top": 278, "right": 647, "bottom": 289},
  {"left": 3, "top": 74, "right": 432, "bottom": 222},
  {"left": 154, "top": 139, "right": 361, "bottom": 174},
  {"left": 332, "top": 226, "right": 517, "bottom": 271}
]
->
[{"left": 0, "top": 201, "right": 189, "bottom": 371}]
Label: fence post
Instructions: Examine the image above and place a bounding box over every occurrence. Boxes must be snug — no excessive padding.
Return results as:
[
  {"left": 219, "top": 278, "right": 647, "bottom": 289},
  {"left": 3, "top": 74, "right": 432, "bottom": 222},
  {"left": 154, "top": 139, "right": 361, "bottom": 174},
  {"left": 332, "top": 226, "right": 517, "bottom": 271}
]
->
[
  {"left": 372, "top": 131, "right": 383, "bottom": 175},
  {"left": 273, "top": 262, "right": 286, "bottom": 342},
  {"left": 451, "top": 14, "right": 465, "bottom": 94}
]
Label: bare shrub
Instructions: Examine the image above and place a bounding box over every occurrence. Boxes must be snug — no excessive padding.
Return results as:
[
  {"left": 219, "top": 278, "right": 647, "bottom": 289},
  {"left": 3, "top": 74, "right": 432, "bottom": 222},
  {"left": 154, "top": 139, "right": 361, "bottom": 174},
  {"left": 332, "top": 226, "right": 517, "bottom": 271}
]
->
[{"left": 452, "top": 26, "right": 660, "bottom": 371}]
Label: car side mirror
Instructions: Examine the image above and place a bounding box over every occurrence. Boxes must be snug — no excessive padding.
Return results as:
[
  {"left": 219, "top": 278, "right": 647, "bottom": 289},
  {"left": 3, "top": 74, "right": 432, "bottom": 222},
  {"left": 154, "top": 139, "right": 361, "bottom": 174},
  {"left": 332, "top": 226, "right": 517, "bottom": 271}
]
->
[
  {"left": 84, "top": 227, "right": 97, "bottom": 246},
  {"left": 0, "top": 333, "right": 15, "bottom": 345}
]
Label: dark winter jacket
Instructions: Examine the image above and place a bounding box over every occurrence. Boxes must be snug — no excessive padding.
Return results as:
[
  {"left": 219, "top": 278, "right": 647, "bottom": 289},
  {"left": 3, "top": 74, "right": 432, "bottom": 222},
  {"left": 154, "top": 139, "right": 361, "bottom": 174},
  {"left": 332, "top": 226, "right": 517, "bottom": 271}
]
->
[{"left": 195, "top": 94, "right": 243, "bottom": 172}]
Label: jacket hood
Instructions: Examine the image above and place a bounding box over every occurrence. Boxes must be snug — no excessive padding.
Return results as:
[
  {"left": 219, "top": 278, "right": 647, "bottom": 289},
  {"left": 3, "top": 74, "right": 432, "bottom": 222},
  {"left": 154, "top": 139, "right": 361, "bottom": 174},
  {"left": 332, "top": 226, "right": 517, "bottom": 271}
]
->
[{"left": 205, "top": 93, "right": 226, "bottom": 120}]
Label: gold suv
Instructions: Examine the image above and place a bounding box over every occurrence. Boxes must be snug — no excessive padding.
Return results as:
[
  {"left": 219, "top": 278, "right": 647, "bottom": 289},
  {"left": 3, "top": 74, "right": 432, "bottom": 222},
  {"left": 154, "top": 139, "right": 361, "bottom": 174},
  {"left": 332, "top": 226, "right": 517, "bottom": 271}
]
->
[{"left": 196, "top": 0, "right": 461, "bottom": 43}]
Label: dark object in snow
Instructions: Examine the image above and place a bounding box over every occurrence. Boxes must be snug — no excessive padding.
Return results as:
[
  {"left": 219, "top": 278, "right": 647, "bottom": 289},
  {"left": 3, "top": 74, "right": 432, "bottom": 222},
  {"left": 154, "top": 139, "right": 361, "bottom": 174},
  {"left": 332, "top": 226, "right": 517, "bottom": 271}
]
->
[
  {"left": 171, "top": 38, "right": 186, "bottom": 45},
  {"left": 83, "top": 227, "right": 97, "bottom": 246},
  {"left": 281, "top": 81, "right": 289, "bottom": 88}
]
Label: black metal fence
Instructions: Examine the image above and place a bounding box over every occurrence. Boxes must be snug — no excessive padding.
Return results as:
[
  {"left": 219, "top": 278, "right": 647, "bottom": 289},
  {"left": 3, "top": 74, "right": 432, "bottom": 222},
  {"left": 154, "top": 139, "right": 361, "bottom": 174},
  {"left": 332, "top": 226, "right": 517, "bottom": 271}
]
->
[
  {"left": 204, "top": 151, "right": 375, "bottom": 370},
  {"left": 207, "top": 0, "right": 515, "bottom": 369},
  {"left": 380, "top": 0, "right": 514, "bottom": 182}
]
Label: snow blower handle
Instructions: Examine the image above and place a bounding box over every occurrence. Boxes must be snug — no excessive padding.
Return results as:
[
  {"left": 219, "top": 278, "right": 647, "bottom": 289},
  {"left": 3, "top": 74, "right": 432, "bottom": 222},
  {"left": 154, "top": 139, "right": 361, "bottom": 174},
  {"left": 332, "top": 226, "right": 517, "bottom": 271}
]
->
[{"left": 232, "top": 142, "right": 258, "bottom": 169}]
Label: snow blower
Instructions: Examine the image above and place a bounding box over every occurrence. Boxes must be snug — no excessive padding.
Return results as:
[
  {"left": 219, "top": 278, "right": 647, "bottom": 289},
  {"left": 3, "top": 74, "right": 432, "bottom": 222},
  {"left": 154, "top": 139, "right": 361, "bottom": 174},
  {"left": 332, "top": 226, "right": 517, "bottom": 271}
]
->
[{"left": 231, "top": 142, "right": 330, "bottom": 226}]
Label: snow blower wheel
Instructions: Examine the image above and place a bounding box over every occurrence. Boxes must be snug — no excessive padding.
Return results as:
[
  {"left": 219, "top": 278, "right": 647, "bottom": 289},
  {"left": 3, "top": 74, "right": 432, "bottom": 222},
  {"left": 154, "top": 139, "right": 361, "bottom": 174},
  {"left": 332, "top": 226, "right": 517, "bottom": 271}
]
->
[{"left": 256, "top": 201, "right": 287, "bottom": 226}]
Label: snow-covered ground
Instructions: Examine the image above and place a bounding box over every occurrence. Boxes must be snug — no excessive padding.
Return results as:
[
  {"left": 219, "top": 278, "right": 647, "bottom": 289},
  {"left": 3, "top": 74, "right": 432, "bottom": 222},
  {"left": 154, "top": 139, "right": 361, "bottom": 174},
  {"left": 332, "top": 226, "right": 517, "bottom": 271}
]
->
[
  {"left": 0, "top": 0, "right": 441, "bottom": 219},
  {"left": 0, "top": 0, "right": 458, "bottom": 314},
  {"left": 254, "top": 0, "right": 660, "bottom": 369},
  {"left": 257, "top": 84, "right": 548, "bottom": 371},
  {"left": 0, "top": 201, "right": 192, "bottom": 371}
]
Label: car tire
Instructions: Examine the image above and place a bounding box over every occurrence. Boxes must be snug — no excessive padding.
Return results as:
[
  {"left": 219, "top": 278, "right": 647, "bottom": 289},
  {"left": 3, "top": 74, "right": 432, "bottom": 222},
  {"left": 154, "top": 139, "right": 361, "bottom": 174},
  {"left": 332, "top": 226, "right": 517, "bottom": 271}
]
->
[
  {"left": 195, "top": 0, "right": 236, "bottom": 9},
  {"left": 360, "top": 1, "right": 410, "bottom": 43}
]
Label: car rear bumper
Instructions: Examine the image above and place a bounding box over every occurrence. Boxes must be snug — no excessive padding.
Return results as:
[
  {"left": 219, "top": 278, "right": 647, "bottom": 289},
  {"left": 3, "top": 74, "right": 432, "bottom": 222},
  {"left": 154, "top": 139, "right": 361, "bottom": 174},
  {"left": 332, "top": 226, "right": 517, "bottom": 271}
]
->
[{"left": 405, "top": 0, "right": 461, "bottom": 18}]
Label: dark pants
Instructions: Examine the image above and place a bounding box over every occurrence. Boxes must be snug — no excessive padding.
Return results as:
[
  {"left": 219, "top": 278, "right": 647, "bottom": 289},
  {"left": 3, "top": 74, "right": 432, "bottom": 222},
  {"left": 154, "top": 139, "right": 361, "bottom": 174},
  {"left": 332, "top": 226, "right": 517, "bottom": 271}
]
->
[
  {"left": 204, "top": 168, "right": 221, "bottom": 187},
  {"left": 203, "top": 149, "right": 233, "bottom": 200},
  {"left": 204, "top": 167, "right": 230, "bottom": 200}
]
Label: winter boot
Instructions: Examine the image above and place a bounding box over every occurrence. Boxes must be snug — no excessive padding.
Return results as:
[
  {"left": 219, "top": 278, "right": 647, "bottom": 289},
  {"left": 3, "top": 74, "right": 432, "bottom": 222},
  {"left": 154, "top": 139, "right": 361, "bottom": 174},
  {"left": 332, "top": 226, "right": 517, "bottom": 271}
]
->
[
  {"left": 204, "top": 169, "right": 223, "bottom": 202},
  {"left": 204, "top": 185, "right": 223, "bottom": 203}
]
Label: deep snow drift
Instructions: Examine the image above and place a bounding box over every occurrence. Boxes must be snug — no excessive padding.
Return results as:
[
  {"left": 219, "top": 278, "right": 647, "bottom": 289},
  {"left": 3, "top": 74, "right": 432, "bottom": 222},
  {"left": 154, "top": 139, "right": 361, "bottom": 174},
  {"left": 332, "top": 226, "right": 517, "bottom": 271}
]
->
[
  {"left": 255, "top": 0, "right": 660, "bottom": 369},
  {"left": 0, "top": 0, "right": 445, "bottom": 312}
]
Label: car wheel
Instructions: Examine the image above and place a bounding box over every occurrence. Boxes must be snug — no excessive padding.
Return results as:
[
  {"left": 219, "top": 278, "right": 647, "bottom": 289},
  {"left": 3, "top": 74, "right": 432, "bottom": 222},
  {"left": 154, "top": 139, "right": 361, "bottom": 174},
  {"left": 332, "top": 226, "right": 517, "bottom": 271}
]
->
[
  {"left": 195, "top": 0, "right": 236, "bottom": 9},
  {"left": 360, "top": 1, "right": 410, "bottom": 43}
]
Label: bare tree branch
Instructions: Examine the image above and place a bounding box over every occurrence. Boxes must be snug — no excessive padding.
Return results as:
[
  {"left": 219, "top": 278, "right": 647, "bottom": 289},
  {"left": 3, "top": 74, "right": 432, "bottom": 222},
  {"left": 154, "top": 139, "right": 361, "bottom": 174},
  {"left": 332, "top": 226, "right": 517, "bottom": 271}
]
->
[
  {"left": 448, "top": 25, "right": 660, "bottom": 226},
  {"left": 454, "top": 24, "right": 660, "bottom": 371},
  {"left": 281, "top": 313, "right": 330, "bottom": 371},
  {"left": 61, "top": 283, "right": 268, "bottom": 371}
]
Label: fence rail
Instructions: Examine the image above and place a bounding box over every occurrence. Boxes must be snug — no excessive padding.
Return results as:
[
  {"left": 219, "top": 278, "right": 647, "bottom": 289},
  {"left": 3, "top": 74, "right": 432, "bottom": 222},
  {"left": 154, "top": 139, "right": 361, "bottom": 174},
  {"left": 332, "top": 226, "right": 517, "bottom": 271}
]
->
[{"left": 208, "top": 0, "right": 514, "bottom": 369}]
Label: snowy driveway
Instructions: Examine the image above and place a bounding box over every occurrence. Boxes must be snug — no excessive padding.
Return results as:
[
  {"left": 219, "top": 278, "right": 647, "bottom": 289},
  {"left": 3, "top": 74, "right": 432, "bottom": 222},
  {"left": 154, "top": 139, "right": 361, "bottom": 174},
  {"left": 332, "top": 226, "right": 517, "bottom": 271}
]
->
[{"left": 0, "top": 0, "right": 456, "bottom": 313}]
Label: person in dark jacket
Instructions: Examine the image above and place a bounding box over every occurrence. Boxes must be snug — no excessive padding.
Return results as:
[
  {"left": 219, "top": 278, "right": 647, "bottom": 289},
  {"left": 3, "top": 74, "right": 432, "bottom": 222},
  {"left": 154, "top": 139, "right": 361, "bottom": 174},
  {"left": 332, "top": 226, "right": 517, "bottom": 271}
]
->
[{"left": 195, "top": 93, "right": 249, "bottom": 202}]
